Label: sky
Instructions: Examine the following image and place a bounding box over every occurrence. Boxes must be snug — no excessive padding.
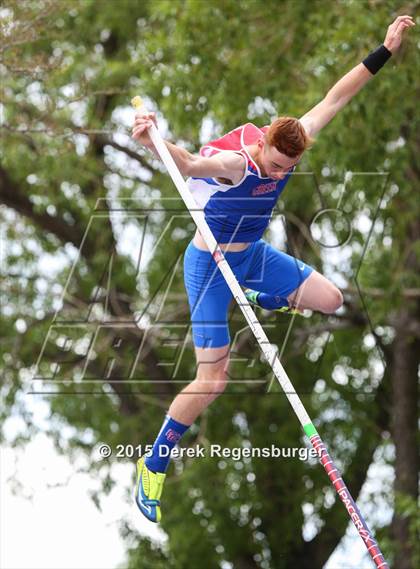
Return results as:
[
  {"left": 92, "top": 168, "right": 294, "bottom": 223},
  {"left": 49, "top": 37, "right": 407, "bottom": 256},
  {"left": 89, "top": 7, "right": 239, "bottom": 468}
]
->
[{"left": 1, "top": 429, "right": 165, "bottom": 569}]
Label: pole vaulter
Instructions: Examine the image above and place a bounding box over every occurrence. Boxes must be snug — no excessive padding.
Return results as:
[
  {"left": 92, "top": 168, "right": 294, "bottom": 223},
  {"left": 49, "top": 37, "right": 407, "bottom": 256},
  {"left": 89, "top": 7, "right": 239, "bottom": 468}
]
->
[{"left": 131, "top": 15, "right": 414, "bottom": 567}]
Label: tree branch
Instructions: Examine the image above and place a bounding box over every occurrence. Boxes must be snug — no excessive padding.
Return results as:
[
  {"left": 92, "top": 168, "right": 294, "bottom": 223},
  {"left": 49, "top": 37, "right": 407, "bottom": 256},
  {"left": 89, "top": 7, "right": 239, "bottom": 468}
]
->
[
  {"left": 0, "top": 165, "right": 94, "bottom": 254},
  {"left": 0, "top": 165, "right": 175, "bottom": 408}
]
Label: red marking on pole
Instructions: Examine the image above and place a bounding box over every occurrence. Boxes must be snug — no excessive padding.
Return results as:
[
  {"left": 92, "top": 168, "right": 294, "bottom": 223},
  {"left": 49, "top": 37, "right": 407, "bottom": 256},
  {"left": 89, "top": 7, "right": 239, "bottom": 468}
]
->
[
  {"left": 308, "top": 434, "right": 389, "bottom": 568},
  {"left": 212, "top": 249, "right": 224, "bottom": 264}
]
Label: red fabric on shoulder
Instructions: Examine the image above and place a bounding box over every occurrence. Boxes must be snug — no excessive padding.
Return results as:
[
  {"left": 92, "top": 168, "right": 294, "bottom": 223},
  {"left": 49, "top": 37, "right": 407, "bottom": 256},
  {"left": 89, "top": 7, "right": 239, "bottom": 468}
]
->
[{"left": 200, "top": 123, "right": 264, "bottom": 157}]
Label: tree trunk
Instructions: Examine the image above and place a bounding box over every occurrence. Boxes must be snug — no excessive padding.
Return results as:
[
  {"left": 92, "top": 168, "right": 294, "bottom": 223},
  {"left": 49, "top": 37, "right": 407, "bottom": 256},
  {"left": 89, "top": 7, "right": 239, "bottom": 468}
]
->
[
  {"left": 390, "top": 303, "right": 419, "bottom": 569},
  {"left": 390, "top": 211, "right": 419, "bottom": 569}
]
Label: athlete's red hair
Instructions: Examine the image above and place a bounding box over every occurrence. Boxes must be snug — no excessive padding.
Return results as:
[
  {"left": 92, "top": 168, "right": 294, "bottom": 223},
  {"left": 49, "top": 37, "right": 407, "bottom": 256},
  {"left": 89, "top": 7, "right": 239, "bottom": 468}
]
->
[{"left": 266, "top": 117, "right": 313, "bottom": 158}]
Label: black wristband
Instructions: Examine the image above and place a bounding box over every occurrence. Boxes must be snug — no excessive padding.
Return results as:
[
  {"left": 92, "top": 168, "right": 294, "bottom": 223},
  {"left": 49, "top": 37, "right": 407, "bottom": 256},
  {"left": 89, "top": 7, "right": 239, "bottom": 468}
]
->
[{"left": 362, "top": 44, "right": 392, "bottom": 75}]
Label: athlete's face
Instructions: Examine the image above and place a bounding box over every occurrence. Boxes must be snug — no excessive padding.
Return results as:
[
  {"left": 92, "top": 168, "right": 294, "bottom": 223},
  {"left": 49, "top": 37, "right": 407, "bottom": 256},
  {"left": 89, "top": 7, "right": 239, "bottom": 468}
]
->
[{"left": 259, "top": 139, "right": 302, "bottom": 180}]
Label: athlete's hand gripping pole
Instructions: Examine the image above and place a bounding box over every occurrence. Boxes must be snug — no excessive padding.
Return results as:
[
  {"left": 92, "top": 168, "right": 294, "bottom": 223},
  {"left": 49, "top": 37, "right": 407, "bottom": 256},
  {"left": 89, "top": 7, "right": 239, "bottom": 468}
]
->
[{"left": 131, "top": 96, "right": 389, "bottom": 568}]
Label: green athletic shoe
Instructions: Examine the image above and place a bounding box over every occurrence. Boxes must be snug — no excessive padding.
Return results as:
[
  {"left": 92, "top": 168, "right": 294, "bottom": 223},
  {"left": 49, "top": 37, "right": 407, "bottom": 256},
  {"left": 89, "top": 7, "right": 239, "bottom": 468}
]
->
[
  {"left": 135, "top": 455, "right": 166, "bottom": 523},
  {"left": 244, "top": 288, "right": 303, "bottom": 315}
]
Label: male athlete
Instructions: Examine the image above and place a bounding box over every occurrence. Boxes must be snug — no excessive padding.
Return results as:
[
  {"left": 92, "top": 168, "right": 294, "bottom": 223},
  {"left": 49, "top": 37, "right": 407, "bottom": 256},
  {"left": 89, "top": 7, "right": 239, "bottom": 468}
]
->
[{"left": 131, "top": 16, "right": 414, "bottom": 522}]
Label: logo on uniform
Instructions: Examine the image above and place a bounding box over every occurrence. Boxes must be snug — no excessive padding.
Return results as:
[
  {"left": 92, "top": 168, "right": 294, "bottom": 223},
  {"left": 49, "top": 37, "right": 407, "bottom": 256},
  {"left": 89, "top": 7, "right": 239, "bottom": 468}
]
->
[
  {"left": 252, "top": 181, "right": 277, "bottom": 196},
  {"left": 165, "top": 429, "right": 182, "bottom": 443}
]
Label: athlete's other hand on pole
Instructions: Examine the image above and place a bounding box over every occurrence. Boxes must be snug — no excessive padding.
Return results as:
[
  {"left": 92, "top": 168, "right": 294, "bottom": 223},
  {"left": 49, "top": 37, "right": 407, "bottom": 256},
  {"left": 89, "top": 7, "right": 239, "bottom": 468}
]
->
[
  {"left": 383, "top": 15, "right": 415, "bottom": 53},
  {"left": 132, "top": 112, "right": 157, "bottom": 147}
]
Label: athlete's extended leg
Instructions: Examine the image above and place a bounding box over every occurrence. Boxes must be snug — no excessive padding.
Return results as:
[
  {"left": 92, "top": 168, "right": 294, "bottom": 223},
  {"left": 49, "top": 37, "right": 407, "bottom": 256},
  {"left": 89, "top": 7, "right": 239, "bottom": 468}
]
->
[
  {"left": 135, "top": 241, "right": 243, "bottom": 523},
  {"left": 135, "top": 344, "right": 230, "bottom": 523},
  {"left": 168, "top": 344, "right": 230, "bottom": 424}
]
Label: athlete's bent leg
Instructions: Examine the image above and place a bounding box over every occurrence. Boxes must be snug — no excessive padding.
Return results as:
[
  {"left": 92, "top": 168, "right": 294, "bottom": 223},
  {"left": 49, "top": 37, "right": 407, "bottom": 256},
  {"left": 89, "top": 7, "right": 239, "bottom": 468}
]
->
[
  {"left": 287, "top": 270, "right": 343, "bottom": 314},
  {"left": 242, "top": 241, "right": 342, "bottom": 315}
]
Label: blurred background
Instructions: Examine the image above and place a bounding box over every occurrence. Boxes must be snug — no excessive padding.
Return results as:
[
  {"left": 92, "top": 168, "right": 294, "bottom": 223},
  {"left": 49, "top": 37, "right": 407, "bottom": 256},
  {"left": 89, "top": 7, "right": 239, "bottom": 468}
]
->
[{"left": 1, "top": 1, "right": 419, "bottom": 568}]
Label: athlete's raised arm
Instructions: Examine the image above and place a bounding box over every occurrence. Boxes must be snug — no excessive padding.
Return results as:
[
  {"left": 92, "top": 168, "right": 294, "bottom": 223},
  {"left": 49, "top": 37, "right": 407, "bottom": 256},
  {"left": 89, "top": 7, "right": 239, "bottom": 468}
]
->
[
  {"left": 132, "top": 112, "right": 246, "bottom": 183},
  {"left": 300, "top": 15, "right": 415, "bottom": 138}
]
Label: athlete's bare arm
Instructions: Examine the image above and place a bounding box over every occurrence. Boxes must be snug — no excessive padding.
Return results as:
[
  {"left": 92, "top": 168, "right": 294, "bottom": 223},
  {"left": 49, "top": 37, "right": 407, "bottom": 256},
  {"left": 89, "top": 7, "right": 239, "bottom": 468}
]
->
[
  {"left": 132, "top": 113, "right": 246, "bottom": 184},
  {"left": 186, "top": 151, "right": 246, "bottom": 185},
  {"left": 300, "top": 15, "right": 414, "bottom": 137}
]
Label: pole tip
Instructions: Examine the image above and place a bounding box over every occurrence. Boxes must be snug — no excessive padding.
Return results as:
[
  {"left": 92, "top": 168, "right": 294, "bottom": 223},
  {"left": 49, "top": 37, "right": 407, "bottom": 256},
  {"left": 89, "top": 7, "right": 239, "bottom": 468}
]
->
[{"left": 131, "top": 96, "right": 144, "bottom": 110}]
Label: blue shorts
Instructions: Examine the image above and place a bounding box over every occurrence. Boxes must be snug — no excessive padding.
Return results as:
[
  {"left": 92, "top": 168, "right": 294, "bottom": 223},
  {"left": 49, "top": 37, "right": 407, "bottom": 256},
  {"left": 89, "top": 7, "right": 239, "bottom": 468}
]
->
[{"left": 183, "top": 239, "right": 313, "bottom": 348}]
